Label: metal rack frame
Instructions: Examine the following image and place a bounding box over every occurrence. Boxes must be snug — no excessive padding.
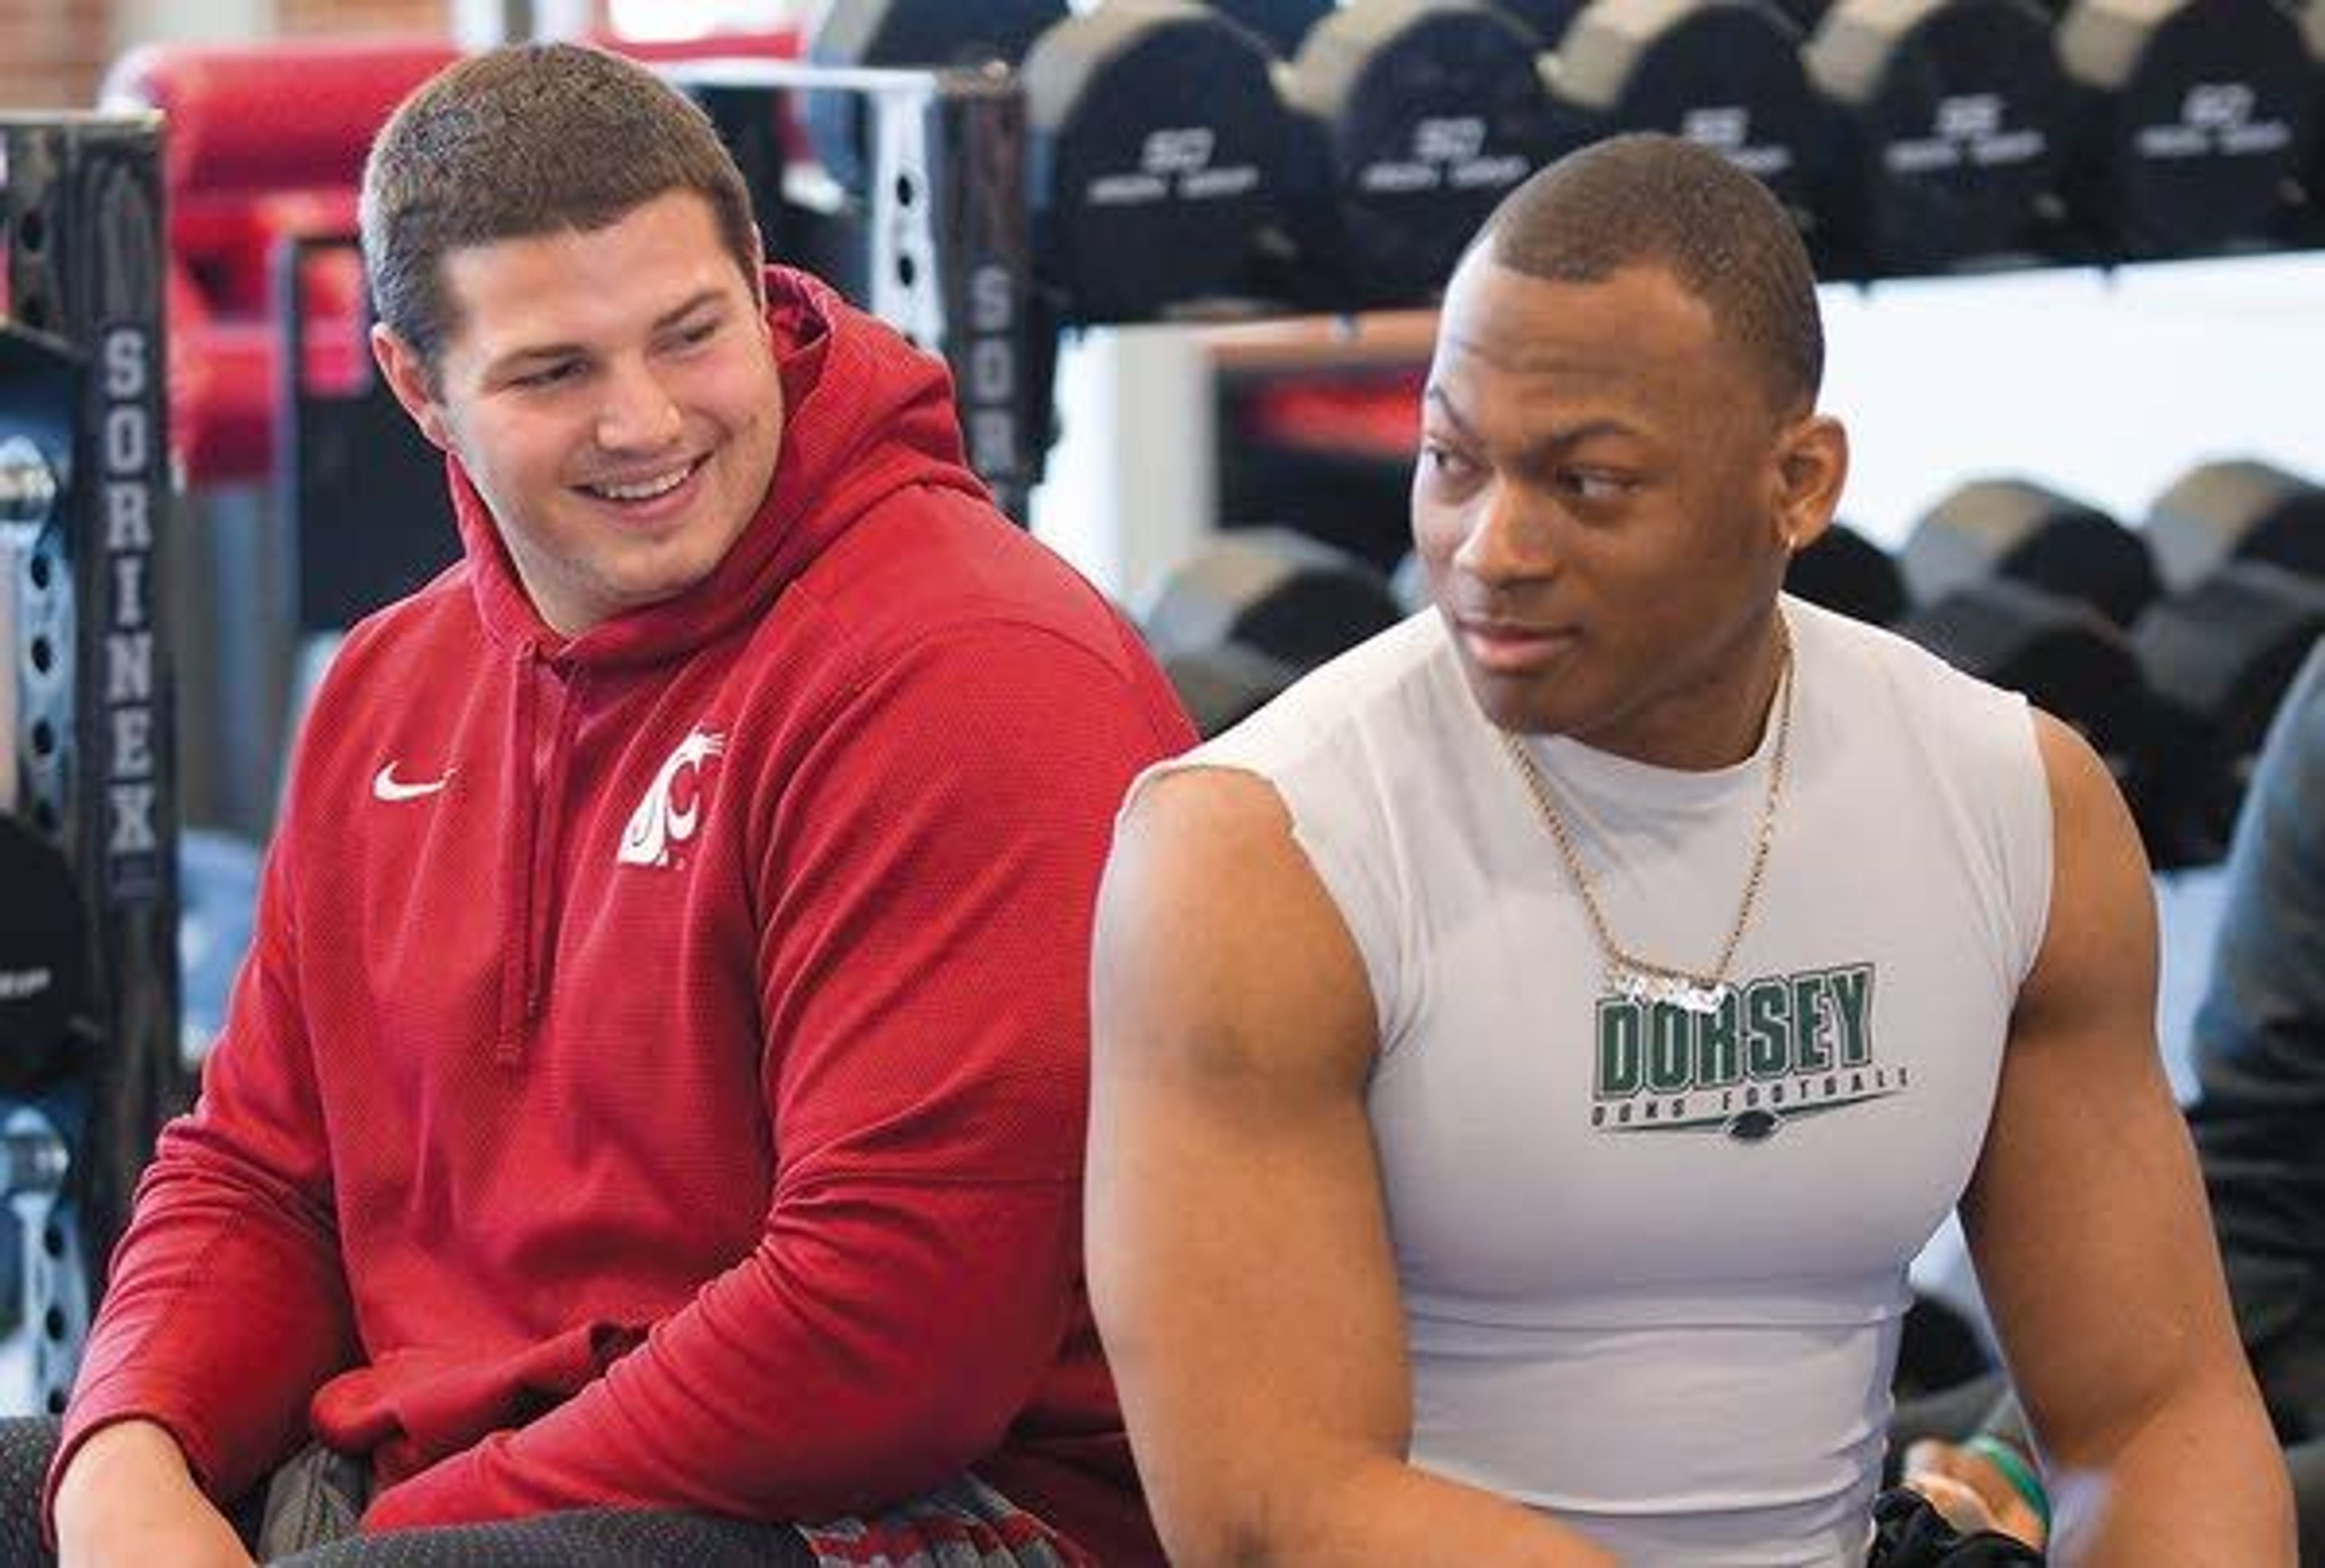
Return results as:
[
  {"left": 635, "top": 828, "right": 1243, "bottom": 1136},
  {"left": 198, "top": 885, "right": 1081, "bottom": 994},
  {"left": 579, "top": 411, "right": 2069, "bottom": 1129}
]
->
[{"left": 2, "top": 112, "right": 184, "bottom": 1415}]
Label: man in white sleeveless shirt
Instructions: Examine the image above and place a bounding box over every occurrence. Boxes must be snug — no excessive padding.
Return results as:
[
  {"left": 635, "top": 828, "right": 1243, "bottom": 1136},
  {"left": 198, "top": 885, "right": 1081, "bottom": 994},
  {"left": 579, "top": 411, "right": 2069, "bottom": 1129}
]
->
[{"left": 1087, "top": 134, "right": 2290, "bottom": 1565}]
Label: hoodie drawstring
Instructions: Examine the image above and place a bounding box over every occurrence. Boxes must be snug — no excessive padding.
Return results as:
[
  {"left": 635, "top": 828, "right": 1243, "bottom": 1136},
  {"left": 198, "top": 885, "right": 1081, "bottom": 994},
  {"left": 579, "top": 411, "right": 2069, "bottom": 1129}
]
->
[
  {"left": 495, "top": 646, "right": 539, "bottom": 1067},
  {"left": 493, "top": 645, "right": 579, "bottom": 1066}
]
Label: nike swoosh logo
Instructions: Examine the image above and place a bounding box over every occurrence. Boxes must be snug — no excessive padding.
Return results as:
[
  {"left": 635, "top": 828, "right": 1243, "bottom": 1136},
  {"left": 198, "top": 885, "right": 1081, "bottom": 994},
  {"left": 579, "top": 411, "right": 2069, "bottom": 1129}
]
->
[{"left": 373, "top": 762, "right": 454, "bottom": 802}]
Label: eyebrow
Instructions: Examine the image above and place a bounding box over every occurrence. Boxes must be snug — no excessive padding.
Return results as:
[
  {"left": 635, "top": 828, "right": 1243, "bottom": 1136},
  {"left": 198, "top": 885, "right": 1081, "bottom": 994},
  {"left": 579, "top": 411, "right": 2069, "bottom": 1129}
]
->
[
  {"left": 483, "top": 289, "right": 731, "bottom": 377},
  {"left": 1422, "top": 386, "right": 1641, "bottom": 458}
]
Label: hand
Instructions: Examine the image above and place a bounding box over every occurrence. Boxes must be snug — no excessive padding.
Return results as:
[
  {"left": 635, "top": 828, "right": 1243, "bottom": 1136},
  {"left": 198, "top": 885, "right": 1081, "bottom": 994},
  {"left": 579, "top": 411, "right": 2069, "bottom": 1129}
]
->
[
  {"left": 54, "top": 1419, "right": 256, "bottom": 1568},
  {"left": 1902, "top": 1437, "right": 2049, "bottom": 1549}
]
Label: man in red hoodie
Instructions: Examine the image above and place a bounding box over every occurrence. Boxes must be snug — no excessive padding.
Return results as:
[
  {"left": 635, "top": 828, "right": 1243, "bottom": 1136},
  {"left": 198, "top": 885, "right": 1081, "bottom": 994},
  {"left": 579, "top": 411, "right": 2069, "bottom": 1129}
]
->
[{"left": 14, "top": 40, "right": 1187, "bottom": 1566}]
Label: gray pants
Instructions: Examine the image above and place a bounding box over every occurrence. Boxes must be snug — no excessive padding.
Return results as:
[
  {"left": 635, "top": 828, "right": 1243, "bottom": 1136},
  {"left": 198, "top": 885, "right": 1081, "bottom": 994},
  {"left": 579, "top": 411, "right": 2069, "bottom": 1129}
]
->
[{"left": 255, "top": 1442, "right": 371, "bottom": 1556}]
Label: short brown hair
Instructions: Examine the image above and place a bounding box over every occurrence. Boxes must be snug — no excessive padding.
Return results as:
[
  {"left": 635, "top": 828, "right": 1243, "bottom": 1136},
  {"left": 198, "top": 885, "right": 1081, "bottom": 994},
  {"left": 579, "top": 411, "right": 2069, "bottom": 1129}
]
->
[
  {"left": 360, "top": 42, "right": 760, "bottom": 379},
  {"left": 1480, "top": 133, "right": 1823, "bottom": 414}
]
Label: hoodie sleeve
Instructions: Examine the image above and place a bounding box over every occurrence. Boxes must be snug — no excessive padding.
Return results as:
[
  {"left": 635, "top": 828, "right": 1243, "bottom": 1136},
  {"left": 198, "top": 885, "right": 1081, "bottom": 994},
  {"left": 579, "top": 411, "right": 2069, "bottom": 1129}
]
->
[
  {"left": 45, "top": 827, "right": 359, "bottom": 1527},
  {"left": 363, "top": 614, "right": 1192, "bottom": 1529}
]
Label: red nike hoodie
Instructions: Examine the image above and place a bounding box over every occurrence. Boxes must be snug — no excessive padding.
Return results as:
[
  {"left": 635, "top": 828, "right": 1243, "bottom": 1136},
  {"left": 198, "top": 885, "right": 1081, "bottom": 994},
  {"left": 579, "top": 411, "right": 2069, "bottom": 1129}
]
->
[{"left": 50, "top": 268, "right": 1189, "bottom": 1561}]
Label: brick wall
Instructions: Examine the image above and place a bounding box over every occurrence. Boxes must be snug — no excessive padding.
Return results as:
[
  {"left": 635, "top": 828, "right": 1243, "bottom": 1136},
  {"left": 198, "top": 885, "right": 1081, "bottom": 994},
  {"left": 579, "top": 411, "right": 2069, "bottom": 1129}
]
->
[
  {"left": 0, "top": 0, "right": 111, "bottom": 109},
  {"left": 276, "top": 0, "right": 449, "bottom": 35},
  {"left": 1, "top": 1, "right": 472, "bottom": 113}
]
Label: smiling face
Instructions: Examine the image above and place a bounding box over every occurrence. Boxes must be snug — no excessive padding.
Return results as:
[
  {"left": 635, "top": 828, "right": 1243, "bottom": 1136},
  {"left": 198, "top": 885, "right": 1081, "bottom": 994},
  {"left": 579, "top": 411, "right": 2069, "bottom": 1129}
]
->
[
  {"left": 1413, "top": 251, "right": 1847, "bottom": 769},
  {"left": 373, "top": 189, "right": 785, "bottom": 638}
]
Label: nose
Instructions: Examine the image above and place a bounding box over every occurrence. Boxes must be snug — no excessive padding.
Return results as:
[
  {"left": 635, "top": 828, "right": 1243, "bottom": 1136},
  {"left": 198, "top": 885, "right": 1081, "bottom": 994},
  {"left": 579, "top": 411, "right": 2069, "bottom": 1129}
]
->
[
  {"left": 1451, "top": 478, "right": 1554, "bottom": 588},
  {"left": 595, "top": 357, "right": 683, "bottom": 453}
]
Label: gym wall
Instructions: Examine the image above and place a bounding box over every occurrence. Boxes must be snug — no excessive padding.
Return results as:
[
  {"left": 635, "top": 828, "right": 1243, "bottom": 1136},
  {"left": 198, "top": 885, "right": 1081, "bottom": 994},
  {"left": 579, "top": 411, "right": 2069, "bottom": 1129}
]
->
[{"left": 1824, "top": 255, "right": 2325, "bottom": 556}]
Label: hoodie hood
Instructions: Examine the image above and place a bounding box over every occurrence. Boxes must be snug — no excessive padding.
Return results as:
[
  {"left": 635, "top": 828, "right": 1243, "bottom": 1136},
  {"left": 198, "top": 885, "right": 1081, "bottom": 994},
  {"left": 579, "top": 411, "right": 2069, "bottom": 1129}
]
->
[{"left": 446, "top": 265, "right": 989, "bottom": 670}]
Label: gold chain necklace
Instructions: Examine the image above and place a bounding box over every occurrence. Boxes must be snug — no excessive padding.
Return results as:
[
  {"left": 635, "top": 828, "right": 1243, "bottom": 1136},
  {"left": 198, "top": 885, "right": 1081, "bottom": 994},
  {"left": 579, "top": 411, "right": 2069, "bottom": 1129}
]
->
[{"left": 1496, "top": 621, "right": 1795, "bottom": 1017}]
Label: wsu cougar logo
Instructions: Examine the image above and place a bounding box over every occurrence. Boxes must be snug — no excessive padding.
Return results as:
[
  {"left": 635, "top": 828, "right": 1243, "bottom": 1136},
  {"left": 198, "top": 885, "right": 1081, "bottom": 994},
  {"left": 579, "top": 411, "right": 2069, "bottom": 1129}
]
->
[{"left": 618, "top": 727, "right": 727, "bottom": 868}]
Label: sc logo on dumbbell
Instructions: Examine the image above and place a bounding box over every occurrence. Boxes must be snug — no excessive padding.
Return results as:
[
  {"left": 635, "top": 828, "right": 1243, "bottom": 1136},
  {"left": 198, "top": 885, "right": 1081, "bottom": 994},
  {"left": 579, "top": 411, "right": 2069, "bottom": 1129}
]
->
[
  {"left": 1412, "top": 117, "right": 1488, "bottom": 166},
  {"left": 1141, "top": 126, "right": 1218, "bottom": 179},
  {"left": 2181, "top": 82, "right": 2256, "bottom": 133},
  {"left": 1933, "top": 93, "right": 2003, "bottom": 143}
]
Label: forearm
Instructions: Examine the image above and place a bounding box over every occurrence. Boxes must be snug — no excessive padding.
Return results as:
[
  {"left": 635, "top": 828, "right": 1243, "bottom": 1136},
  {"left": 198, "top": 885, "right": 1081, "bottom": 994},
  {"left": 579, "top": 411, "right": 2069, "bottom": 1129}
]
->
[
  {"left": 2043, "top": 1375, "right": 2294, "bottom": 1565},
  {"left": 1175, "top": 1451, "right": 1614, "bottom": 1567}
]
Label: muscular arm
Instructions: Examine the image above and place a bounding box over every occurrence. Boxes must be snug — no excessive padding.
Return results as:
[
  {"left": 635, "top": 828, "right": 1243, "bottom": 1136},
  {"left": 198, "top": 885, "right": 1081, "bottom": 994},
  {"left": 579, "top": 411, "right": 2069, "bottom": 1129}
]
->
[
  {"left": 1087, "top": 768, "right": 1613, "bottom": 1566},
  {"left": 366, "top": 624, "right": 1185, "bottom": 1528},
  {"left": 1962, "top": 711, "right": 2292, "bottom": 1563}
]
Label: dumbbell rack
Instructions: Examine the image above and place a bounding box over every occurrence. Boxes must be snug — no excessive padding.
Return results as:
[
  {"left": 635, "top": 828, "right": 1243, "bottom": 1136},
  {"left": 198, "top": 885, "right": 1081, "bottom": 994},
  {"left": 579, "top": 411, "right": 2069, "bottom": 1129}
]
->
[
  {"left": 664, "top": 58, "right": 1050, "bottom": 523},
  {"left": 1, "top": 113, "right": 185, "bottom": 1417}
]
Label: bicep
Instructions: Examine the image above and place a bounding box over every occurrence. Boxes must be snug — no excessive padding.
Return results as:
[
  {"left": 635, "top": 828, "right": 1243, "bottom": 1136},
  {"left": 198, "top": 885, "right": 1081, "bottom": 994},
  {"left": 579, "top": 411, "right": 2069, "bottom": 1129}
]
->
[
  {"left": 1963, "top": 713, "right": 2243, "bottom": 1464},
  {"left": 1089, "top": 769, "right": 1413, "bottom": 1549}
]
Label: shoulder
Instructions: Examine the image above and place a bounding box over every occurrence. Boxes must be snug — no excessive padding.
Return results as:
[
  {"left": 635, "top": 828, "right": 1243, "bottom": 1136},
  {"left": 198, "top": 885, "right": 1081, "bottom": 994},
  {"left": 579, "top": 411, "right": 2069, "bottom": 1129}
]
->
[
  {"left": 1116, "top": 762, "right": 1296, "bottom": 871},
  {"left": 1104, "top": 766, "right": 1315, "bottom": 1003},
  {"left": 708, "top": 485, "right": 1193, "bottom": 763},
  {"left": 2253, "top": 641, "right": 2325, "bottom": 803},
  {"left": 1786, "top": 598, "right": 2058, "bottom": 981},
  {"left": 1122, "top": 611, "right": 1454, "bottom": 899},
  {"left": 2012, "top": 707, "right": 2157, "bottom": 1029},
  {"left": 1791, "top": 596, "right": 2027, "bottom": 730},
  {"left": 1792, "top": 595, "right": 2048, "bottom": 818},
  {"left": 312, "top": 564, "right": 482, "bottom": 695},
  {"left": 1100, "top": 763, "right": 1379, "bottom": 1087},
  {"left": 280, "top": 568, "right": 483, "bottom": 789},
  {"left": 797, "top": 487, "right": 1120, "bottom": 646}
]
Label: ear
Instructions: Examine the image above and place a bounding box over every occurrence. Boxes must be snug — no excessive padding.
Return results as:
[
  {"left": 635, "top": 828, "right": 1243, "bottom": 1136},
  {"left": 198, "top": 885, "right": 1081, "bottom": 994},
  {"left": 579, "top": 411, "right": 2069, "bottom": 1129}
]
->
[
  {"left": 371, "top": 323, "right": 454, "bottom": 452},
  {"left": 748, "top": 231, "right": 773, "bottom": 326},
  {"left": 1772, "top": 413, "right": 1848, "bottom": 557}
]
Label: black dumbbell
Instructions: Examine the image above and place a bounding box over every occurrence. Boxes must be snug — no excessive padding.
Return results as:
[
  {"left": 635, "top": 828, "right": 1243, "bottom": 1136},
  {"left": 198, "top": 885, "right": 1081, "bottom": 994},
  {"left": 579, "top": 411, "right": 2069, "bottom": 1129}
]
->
[
  {"left": 1902, "top": 476, "right": 2160, "bottom": 630},
  {"left": 2310, "top": 4, "right": 2325, "bottom": 200},
  {"left": 1212, "top": 0, "right": 1582, "bottom": 55},
  {"left": 1269, "top": 0, "right": 1559, "bottom": 308},
  {"left": 1900, "top": 576, "right": 2152, "bottom": 789},
  {"left": 1542, "top": 0, "right": 1822, "bottom": 223},
  {"left": 2050, "top": 0, "right": 2315, "bottom": 257},
  {"left": 2126, "top": 458, "right": 2325, "bottom": 863},
  {"left": 0, "top": 814, "right": 87, "bottom": 1094},
  {"left": 809, "top": 0, "right": 1290, "bottom": 323},
  {"left": 1799, "top": 0, "right": 2069, "bottom": 271},
  {"left": 1158, "top": 641, "right": 1311, "bottom": 737},
  {"left": 1500, "top": 0, "right": 1591, "bottom": 42},
  {"left": 1209, "top": 0, "right": 1338, "bottom": 56},
  {"left": 1785, "top": 521, "right": 1910, "bottom": 625},
  {"left": 1021, "top": 1, "right": 1291, "bottom": 321},
  {"left": 2131, "top": 561, "right": 2325, "bottom": 868},
  {"left": 1145, "top": 526, "right": 1409, "bottom": 735},
  {"left": 2145, "top": 457, "right": 2325, "bottom": 594}
]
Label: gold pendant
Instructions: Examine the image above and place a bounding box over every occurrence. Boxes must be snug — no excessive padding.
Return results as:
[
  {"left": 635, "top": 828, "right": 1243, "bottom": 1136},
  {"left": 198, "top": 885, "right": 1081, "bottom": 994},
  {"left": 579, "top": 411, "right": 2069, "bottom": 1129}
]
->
[{"left": 1609, "top": 962, "right": 1729, "bottom": 1016}]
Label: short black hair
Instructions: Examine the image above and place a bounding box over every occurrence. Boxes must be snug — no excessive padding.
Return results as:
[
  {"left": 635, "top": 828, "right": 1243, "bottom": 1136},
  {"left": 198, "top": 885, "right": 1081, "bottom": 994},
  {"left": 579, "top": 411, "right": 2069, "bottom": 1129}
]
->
[{"left": 1479, "top": 133, "right": 1822, "bottom": 413}]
